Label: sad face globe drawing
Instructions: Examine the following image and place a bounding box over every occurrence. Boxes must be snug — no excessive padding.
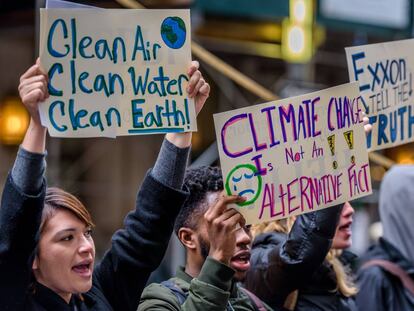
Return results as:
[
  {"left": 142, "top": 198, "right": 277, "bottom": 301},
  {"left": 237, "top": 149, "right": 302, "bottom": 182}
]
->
[
  {"left": 161, "top": 17, "right": 186, "bottom": 49},
  {"left": 225, "top": 164, "right": 262, "bottom": 207}
]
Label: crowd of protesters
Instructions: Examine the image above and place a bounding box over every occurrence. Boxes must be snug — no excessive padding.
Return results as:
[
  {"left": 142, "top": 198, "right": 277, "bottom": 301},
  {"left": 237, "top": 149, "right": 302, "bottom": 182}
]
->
[{"left": 0, "top": 58, "right": 413, "bottom": 311}]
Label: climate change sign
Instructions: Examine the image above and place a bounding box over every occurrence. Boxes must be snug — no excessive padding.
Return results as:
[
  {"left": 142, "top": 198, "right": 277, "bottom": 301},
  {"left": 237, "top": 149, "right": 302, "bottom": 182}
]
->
[
  {"left": 39, "top": 9, "right": 195, "bottom": 137},
  {"left": 214, "top": 82, "right": 372, "bottom": 225},
  {"left": 346, "top": 39, "right": 414, "bottom": 151}
]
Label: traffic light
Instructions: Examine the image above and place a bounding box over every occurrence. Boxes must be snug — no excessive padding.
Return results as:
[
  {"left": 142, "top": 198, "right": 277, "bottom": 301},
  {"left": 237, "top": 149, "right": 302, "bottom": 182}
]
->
[{"left": 282, "top": 0, "right": 314, "bottom": 63}]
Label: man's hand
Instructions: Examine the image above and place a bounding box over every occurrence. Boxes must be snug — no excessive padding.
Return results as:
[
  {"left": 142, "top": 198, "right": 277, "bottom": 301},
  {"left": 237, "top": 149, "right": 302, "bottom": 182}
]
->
[{"left": 204, "top": 195, "right": 246, "bottom": 266}]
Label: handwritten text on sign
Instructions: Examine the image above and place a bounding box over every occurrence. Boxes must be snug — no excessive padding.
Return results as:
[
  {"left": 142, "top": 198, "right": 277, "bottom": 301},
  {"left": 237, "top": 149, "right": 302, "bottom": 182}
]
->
[
  {"left": 39, "top": 9, "right": 195, "bottom": 137},
  {"left": 214, "top": 83, "right": 372, "bottom": 225},
  {"left": 346, "top": 39, "right": 414, "bottom": 151}
]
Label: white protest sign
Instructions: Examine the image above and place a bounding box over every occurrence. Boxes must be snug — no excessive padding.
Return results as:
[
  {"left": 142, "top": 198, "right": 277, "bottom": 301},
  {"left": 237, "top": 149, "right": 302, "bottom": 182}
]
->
[
  {"left": 39, "top": 9, "right": 195, "bottom": 137},
  {"left": 214, "top": 82, "right": 372, "bottom": 225},
  {"left": 346, "top": 39, "right": 414, "bottom": 151}
]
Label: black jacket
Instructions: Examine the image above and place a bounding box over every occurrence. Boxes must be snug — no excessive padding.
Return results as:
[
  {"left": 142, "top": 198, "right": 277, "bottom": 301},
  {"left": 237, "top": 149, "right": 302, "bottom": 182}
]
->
[
  {"left": 0, "top": 171, "right": 188, "bottom": 311},
  {"left": 356, "top": 238, "right": 414, "bottom": 311},
  {"left": 244, "top": 206, "right": 357, "bottom": 311}
]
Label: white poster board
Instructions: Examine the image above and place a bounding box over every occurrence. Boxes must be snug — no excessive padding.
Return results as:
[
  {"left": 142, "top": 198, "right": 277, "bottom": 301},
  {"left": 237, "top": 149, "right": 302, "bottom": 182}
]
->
[
  {"left": 346, "top": 39, "right": 414, "bottom": 151},
  {"left": 214, "top": 82, "right": 372, "bottom": 225},
  {"left": 39, "top": 9, "right": 195, "bottom": 137}
]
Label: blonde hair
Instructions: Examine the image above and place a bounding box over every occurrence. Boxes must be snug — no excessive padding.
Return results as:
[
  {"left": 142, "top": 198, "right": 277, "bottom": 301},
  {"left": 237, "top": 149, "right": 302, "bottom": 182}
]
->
[
  {"left": 251, "top": 217, "right": 295, "bottom": 236},
  {"left": 251, "top": 218, "right": 357, "bottom": 310},
  {"left": 326, "top": 249, "right": 358, "bottom": 297}
]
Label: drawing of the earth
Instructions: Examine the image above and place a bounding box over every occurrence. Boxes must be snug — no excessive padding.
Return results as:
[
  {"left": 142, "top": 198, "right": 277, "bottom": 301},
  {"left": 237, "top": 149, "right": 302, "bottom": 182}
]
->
[{"left": 161, "top": 17, "right": 186, "bottom": 49}]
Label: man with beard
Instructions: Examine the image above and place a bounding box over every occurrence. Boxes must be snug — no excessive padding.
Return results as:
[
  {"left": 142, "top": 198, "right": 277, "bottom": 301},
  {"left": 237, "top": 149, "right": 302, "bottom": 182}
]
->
[{"left": 138, "top": 166, "right": 273, "bottom": 311}]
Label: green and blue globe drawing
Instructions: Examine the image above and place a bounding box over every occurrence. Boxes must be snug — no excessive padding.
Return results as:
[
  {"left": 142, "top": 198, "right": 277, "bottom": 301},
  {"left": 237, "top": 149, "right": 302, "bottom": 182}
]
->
[{"left": 161, "top": 17, "right": 186, "bottom": 49}]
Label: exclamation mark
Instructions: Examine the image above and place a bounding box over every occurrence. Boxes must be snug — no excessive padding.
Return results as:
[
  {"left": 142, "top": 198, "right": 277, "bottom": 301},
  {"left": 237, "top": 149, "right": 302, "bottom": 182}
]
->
[
  {"left": 343, "top": 130, "right": 355, "bottom": 164},
  {"left": 184, "top": 98, "right": 190, "bottom": 129},
  {"left": 327, "top": 134, "right": 337, "bottom": 169}
]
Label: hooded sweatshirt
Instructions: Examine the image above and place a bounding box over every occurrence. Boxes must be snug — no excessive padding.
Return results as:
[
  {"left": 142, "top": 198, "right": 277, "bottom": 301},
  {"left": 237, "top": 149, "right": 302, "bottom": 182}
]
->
[
  {"left": 356, "top": 165, "right": 414, "bottom": 311},
  {"left": 379, "top": 165, "right": 414, "bottom": 261}
]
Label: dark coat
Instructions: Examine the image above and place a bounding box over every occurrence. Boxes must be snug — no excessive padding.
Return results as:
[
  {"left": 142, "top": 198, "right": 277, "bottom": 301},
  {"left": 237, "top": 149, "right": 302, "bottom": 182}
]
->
[
  {"left": 0, "top": 171, "right": 188, "bottom": 311},
  {"left": 356, "top": 238, "right": 414, "bottom": 311},
  {"left": 244, "top": 206, "right": 357, "bottom": 311}
]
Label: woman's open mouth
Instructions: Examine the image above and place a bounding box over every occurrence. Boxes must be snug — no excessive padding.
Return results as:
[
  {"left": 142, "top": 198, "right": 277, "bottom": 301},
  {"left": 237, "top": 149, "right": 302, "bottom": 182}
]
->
[
  {"left": 339, "top": 221, "right": 352, "bottom": 235},
  {"left": 72, "top": 259, "right": 93, "bottom": 278}
]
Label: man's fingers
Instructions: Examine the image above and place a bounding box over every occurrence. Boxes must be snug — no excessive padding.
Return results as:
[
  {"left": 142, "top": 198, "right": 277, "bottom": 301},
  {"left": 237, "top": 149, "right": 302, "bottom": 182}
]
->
[
  {"left": 204, "top": 195, "right": 245, "bottom": 221},
  {"left": 213, "top": 208, "right": 239, "bottom": 224},
  {"left": 221, "top": 209, "right": 247, "bottom": 229},
  {"left": 205, "top": 195, "right": 237, "bottom": 220},
  {"left": 222, "top": 212, "right": 245, "bottom": 231}
]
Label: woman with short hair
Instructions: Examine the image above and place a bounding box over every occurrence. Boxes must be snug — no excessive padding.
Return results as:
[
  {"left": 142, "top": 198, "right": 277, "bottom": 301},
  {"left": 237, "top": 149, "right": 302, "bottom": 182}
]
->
[{"left": 0, "top": 59, "right": 210, "bottom": 311}]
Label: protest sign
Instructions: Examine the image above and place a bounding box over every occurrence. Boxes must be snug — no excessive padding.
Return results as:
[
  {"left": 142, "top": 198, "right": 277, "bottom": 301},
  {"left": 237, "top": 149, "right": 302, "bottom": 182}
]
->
[
  {"left": 214, "top": 82, "right": 372, "bottom": 225},
  {"left": 346, "top": 39, "right": 414, "bottom": 151},
  {"left": 39, "top": 9, "right": 195, "bottom": 137}
]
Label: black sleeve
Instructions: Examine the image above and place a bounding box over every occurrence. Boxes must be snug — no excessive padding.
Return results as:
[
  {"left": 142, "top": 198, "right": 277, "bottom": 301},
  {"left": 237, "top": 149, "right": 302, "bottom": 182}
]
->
[
  {"left": 245, "top": 205, "right": 342, "bottom": 307},
  {"left": 0, "top": 173, "right": 46, "bottom": 310},
  {"left": 92, "top": 170, "right": 188, "bottom": 311}
]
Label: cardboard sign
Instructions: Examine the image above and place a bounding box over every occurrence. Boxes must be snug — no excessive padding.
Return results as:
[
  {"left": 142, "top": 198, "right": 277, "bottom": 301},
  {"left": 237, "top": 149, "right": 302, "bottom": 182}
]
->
[
  {"left": 346, "top": 39, "right": 414, "bottom": 150},
  {"left": 214, "top": 83, "right": 372, "bottom": 225},
  {"left": 39, "top": 9, "right": 195, "bottom": 137}
]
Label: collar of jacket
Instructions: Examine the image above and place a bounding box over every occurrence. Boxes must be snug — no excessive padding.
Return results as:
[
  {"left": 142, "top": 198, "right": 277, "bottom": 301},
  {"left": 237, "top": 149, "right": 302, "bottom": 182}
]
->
[
  {"left": 338, "top": 250, "right": 358, "bottom": 272},
  {"left": 176, "top": 266, "right": 239, "bottom": 297},
  {"left": 33, "top": 282, "right": 96, "bottom": 310}
]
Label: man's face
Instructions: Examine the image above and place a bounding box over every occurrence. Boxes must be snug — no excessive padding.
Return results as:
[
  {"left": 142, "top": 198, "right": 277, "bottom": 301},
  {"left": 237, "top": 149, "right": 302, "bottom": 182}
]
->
[{"left": 197, "top": 192, "right": 252, "bottom": 282}]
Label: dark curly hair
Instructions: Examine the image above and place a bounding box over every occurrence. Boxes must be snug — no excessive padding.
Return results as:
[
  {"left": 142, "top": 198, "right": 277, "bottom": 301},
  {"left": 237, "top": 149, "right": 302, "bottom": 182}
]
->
[{"left": 174, "top": 166, "right": 223, "bottom": 235}]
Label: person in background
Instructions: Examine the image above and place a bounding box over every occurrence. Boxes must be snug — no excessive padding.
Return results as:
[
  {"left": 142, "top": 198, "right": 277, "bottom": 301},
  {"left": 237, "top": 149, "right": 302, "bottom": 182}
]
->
[
  {"left": 356, "top": 165, "right": 414, "bottom": 311},
  {"left": 244, "top": 203, "right": 357, "bottom": 311},
  {"left": 138, "top": 166, "right": 274, "bottom": 311},
  {"left": 243, "top": 120, "right": 372, "bottom": 311},
  {"left": 0, "top": 59, "right": 209, "bottom": 311}
]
